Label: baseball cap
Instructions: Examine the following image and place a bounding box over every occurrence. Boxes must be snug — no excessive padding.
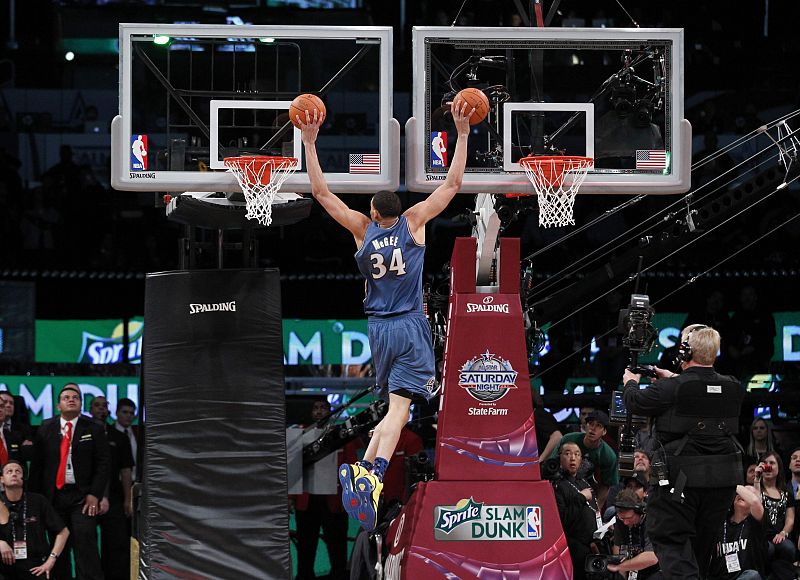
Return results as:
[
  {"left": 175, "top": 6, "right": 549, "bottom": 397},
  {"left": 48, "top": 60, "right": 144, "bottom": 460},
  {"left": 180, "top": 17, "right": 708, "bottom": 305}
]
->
[
  {"left": 624, "top": 471, "right": 649, "bottom": 489},
  {"left": 585, "top": 410, "right": 610, "bottom": 428}
]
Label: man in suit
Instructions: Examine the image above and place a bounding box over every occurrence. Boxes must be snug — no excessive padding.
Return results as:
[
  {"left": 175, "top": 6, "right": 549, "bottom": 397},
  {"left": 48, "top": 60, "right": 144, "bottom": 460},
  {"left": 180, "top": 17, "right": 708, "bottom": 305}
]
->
[
  {"left": 29, "top": 383, "right": 110, "bottom": 580},
  {"left": 90, "top": 395, "right": 134, "bottom": 580},
  {"left": 113, "top": 397, "right": 139, "bottom": 481},
  {"left": 0, "top": 395, "right": 33, "bottom": 465},
  {"left": 0, "top": 391, "right": 32, "bottom": 443}
]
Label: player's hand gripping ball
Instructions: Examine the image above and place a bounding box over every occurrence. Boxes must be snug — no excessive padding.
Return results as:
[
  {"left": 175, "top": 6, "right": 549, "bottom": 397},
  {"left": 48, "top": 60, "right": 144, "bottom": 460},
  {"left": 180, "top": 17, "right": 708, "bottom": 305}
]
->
[
  {"left": 455, "top": 88, "right": 490, "bottom": 125},
  {"left": 290, "top": 94, "right": 326, "bottom": 128}
]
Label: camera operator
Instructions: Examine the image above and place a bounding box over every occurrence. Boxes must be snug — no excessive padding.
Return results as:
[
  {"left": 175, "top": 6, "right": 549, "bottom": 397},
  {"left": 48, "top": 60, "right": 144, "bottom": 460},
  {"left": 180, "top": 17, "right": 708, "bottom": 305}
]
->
[
  {"left": 621, "top": 324, "right": 745, "bottom": 579},
  {"left": 607, "top": 489, "right": 660, "bottom": 580},
  {"left": 551, "top": 441, "right": 601, "bottom": 580}
]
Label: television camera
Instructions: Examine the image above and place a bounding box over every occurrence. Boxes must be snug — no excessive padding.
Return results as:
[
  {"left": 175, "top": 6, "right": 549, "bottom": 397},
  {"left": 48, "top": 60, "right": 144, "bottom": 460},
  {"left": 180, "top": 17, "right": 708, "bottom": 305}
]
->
[{"left": 614, "top": 289, "right": 658, "bottom": 477}]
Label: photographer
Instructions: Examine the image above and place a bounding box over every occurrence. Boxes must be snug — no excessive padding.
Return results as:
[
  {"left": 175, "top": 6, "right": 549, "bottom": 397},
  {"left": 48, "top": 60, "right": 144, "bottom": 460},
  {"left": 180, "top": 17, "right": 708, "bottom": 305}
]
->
[
  {"left": 551, "top": 441, "right": 601, "bottom": 580},
  {"left": 622, "top": 324, "right": 745, "bottom": 579},
  {"left": 607, "top": 489, "right": 660, "bottom": 580}
]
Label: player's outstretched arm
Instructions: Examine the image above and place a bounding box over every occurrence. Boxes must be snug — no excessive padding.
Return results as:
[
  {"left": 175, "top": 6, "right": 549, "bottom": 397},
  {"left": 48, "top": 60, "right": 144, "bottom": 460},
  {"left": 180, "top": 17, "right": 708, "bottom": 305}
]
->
[
  {"left": 299, "top": 110, "right": 370, "bottom": 244},
  {"left": 405, "top": 99, "right": 473, "bottom": 238}
]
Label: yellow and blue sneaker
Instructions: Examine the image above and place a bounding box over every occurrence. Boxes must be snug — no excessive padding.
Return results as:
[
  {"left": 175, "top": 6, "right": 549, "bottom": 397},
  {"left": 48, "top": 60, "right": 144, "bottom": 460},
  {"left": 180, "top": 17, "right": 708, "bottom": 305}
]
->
[
  {"left": 338, "top": 463, "right": 369, "bottom": 518},
  {"left": 353, "top": 471, "right": 383, "bottom": 532}
]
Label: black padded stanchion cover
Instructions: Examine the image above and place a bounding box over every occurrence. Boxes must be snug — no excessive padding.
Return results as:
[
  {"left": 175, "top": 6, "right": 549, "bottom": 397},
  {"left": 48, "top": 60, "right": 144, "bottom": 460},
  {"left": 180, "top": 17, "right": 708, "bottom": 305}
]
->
[{"left": 143, "top": 269, "right": 288, "bottom": 579}]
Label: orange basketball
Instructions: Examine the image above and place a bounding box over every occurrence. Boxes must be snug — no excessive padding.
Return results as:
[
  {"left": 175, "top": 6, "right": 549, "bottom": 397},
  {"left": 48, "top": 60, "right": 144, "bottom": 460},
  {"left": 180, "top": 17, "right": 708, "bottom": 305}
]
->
[
  {"left": 289, "top": 94, "right": 326, "bottom": 128},
  {"left": 456, "top": 88, "right": 490, "bottom": 125}
]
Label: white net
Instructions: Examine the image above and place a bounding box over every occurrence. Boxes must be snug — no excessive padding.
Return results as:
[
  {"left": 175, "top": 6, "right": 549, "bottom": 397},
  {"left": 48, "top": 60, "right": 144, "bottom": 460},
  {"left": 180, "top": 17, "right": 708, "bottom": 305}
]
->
[
  {"left": 521, "top": 156, "right": 593, "bottom": 228},
  {"left": 224, "top": 156, "right": 298, "bottom": 226}
]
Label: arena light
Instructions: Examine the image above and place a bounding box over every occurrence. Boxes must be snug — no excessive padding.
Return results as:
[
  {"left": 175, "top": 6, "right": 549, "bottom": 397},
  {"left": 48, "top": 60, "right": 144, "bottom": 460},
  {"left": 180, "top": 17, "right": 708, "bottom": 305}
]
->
[
  {"left": 64, "top": 51, "right": 75, "bottom": 61},
  {"left": 153, "top": 35, "right": 171, "bottom": 46},
  {"left": 259, "top": 37, "right": 275, "bottom": 44}
]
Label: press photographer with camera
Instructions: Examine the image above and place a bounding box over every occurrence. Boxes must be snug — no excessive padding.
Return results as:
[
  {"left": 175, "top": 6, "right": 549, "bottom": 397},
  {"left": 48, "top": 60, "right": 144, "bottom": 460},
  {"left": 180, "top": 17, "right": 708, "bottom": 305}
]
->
[
  {"left": 606, "top": 488, "right": 660, "bottom": 580},
  {"left": 550, "top": 441, "right": 602, "bottom": 580},
  {"left": 621, "top": 324, "right": 745, "bottom": 579}
]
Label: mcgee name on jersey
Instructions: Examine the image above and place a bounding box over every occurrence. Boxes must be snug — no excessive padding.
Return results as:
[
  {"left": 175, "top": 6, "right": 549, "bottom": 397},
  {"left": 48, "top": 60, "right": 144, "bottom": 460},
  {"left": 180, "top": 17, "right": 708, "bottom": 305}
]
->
[{"left": 371, "top": 236, "right": 399, "bottom": 251}]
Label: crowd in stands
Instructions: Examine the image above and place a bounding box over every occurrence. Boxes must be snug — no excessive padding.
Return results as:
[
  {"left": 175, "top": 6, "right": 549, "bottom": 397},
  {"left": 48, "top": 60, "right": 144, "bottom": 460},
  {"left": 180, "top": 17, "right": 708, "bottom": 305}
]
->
[{"left": 0, "top": 386, "right": 139, "bottom": 579}]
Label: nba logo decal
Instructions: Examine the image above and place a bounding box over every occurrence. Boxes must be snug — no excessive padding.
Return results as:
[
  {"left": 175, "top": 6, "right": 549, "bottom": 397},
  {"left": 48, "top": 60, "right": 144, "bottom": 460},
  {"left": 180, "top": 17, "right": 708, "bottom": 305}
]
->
[
  {"left": 431, "top": 132, "right": 447, "bottom": 167},
  {"left": 131, "top": 134, "right": 148, "bottom": 171},
  {"left": 526, "top": 506, "right": 542, "bottom": 539}
]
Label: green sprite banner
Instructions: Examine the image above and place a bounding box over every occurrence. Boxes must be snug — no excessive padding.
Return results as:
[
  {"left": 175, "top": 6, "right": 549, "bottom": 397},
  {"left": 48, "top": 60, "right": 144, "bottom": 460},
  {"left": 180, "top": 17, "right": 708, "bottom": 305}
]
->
[
  {"left": 36, "top": 318, "right": 144, "bottom": 364},
  {"left": 36, "top": 318, "right": 370, "bottom": 366},
  {"left": 33, "top": 314, "right": 800, "bottom": 367},
  {"left": 0, "top": 376, "right": 139, "bottom": 425}
]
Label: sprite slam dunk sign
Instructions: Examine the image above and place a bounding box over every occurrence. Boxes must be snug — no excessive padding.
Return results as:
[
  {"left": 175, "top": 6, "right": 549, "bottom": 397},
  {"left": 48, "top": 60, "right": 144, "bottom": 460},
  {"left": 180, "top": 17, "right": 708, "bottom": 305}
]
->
[{"left": 433, "top": 498, "right": 542, "bottom": 541}]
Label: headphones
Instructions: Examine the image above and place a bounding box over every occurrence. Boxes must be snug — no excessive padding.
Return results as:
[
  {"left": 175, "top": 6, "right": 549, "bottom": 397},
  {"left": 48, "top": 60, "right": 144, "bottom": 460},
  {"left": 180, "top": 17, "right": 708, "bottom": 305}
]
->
[
  {"left": 616, "top": 499, "right": 646, "bottom": 515},
  {"left": 674, "top": 324, "right": 708, "bottom": 364}
]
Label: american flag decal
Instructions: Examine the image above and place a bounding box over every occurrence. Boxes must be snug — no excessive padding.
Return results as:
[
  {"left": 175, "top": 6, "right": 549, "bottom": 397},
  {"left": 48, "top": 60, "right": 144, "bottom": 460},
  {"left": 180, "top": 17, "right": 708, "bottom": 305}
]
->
[
  {"left": 636, "top": 150, "right": 668, "bottom": 170},
  {"left": 349, "top": 153, "right": 381, "bottom": 174}
]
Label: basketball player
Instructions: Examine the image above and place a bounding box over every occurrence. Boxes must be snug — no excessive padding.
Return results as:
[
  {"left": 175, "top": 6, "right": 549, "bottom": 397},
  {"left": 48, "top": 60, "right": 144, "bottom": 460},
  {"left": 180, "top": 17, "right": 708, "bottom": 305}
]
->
[{"left": 297, "top": 98, "right": 474, "bottom": 531}]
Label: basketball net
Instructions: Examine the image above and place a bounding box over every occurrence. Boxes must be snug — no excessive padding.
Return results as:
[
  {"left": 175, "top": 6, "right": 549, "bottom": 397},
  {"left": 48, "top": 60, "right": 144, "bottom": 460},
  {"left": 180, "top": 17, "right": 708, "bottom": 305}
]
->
[
  {"left": 520, "top": 156, "right": 593, "bottom": 228},
  {"left": 224, "top": 156, "right": 298, "bottom": 226}
]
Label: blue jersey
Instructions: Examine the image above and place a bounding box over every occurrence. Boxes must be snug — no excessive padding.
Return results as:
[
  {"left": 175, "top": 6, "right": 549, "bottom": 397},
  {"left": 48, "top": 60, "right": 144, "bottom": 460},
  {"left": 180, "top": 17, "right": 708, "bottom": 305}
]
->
[{"left": 355, "top": 215, "right": 425, "bottom": 317}]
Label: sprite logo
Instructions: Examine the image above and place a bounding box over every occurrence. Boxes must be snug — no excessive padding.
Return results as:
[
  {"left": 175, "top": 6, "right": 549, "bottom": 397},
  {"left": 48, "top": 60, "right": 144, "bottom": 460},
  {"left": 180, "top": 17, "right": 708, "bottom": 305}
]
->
[
  {"left": 79, "top": 321, "right": 143, "bottom": 364},
  {"left": 434, "top": 498, "right": 483, "bottom": 534},
  {"left": 434, "top": 499, "right": 542, "bottom": 542}
]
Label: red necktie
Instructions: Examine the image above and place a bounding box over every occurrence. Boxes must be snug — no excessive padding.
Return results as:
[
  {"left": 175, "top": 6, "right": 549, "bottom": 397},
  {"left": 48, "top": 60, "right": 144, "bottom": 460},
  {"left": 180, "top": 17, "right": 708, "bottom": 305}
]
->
[
  {"left": 56, "top": 422, "right": 73, "bottom": 490},
  {"left": 0, "top": 433, "right": 7, "bottom": 466}
]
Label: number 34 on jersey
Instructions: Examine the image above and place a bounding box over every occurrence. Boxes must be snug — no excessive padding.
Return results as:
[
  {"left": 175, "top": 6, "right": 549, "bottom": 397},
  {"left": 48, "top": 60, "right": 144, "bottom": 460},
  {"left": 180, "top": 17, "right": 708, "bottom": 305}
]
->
[{"left": 369, "top": 247, "right": 406, "bottom": 279}]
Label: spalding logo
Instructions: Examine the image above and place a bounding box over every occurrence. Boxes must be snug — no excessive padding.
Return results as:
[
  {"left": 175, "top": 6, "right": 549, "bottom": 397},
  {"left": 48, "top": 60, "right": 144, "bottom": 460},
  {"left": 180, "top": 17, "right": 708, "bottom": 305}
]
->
[
  {"left": 188, "top": 301, "right": 237, "bottom": 314},
  {"left": 466, "top": 295, "right": 509, "bottom": 314}
]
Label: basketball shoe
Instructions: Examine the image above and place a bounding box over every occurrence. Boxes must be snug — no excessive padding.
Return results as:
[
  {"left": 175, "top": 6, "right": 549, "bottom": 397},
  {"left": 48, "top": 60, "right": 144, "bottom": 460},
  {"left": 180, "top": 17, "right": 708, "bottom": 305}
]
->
[
  {"left": 338, "top": 463, "right": 369, "bottom": 519},
  {"left": 353, "top": 471, "right": 383, "bottom": 532}
]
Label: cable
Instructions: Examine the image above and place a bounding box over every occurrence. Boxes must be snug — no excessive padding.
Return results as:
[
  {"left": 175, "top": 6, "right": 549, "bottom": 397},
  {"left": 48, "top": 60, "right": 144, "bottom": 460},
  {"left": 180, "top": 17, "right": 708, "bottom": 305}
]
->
[
  {"left": 451, "top": 0, "right": 470, "bottom": 27},
  {"left": 525, "top": 150, "right": 780, "bottom": 303},
  {"left": 614, "top": 0, "right": 639, "bottom": 27},
  {"left": 544, "top": 172, "right": 789, "bottom": 335},
  {"left": 532, "top": 180, "right": 799, "bottom": 384},
  {"left": 523, "top": 109, "right": 800, "bottom": 274}
]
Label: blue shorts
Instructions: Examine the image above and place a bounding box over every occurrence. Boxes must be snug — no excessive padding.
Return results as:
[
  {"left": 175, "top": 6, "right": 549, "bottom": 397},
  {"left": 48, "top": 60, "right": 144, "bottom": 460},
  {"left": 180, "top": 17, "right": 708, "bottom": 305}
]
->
[{"left": 368, "top": 312, "right": 437, "bottom": 403}]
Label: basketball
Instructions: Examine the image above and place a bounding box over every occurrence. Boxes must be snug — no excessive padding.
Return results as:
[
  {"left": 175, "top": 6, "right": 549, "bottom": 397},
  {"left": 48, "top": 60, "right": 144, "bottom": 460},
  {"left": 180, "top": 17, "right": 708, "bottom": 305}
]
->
[
  {"left": 456, "top": 88, "right": 490, "bottom": 125},
  {"left": 289, "top": 94, "right": 326, "bottom": 128}
]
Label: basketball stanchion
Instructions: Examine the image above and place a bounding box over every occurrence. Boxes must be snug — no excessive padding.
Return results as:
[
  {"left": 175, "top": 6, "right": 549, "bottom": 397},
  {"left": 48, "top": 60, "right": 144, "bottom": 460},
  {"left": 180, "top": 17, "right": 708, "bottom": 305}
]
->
[
  {"left": 520, "top": 155, "right": 594, "bottom": 228},
  {"left": 224, "top": 155, "right": 298, "bottom": 227}
]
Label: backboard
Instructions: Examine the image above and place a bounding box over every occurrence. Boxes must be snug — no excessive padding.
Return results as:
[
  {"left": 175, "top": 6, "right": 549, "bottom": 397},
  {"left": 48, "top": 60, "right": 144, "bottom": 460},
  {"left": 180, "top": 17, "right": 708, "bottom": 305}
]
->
[
  {"left": 112, "top": 24, "right": 398, "bottom": 194},
  {"left": 407, "top": 27, "right": 691, "bottom": 194}
]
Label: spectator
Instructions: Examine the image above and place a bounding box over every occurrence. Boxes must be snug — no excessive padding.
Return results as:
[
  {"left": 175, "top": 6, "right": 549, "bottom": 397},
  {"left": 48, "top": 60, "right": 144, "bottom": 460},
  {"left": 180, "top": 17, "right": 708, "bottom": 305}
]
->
[
  {"left": 0, "top": 460, "right": 70, "bottom": 579},
  {"left": 604, "top": 450, "right": 651, "bottom": 520},
  {"left": 789, "top": 447, "right": 800, "bottom": 501},
  {"left": 29, "top": 383, "right": 110, "bottom": 580},
  {"left": 607, "top": 488, "right": 660, "bottom": 579},
  {"left": 753, "top": 452, "right": 795, "bottom": 564},
  {"left": 0, "top": 392, "right": 32, "bottom": 443},
  {"left": 90, "top": 396, "right": 134, "bottom": 580},
  {"left": 552, "top": 441, "right": 599, "bottom": 580},
  {"left": 113, "top": 398, "right": 139, "bottom": 481},
  {"left": 706, "top": 485, "right": 767, "bottom": 580},
  {"left": 744, "top": 417, "right": 781, "bottom": 464},
  {"left": 0, "top": 396, "right": 32, "bottom": 464},
  {"left": 744, "top": 460, "right": 759, "bottom": 486},
  {"left": 551, "top": 410, "right": 620, "bottom": 510},
  {"left": 532, "top": 391, "right": 564, "bottom": 461},
  {"left": 292, "top": 397, "right": 356, "bottom": 580}
]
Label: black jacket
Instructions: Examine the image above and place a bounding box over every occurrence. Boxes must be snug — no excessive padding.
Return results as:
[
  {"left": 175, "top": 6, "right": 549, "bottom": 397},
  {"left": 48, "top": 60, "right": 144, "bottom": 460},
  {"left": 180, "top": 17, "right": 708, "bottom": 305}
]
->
[{"left": 29, "top": 415, "right": 111, "bottom": 501}]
